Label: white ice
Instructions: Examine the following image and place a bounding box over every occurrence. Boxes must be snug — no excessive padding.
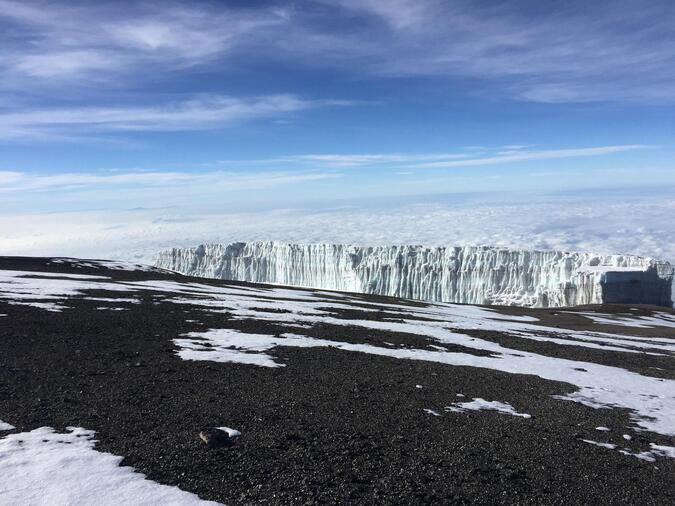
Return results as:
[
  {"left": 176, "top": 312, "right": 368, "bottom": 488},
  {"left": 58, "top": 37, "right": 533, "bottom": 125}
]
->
[{"left": 156, "top": 242, "right": 673, "bottom": 308}]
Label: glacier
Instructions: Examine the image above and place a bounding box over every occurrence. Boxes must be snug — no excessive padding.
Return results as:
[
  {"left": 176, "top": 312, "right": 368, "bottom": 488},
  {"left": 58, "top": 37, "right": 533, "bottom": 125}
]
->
[{"left": 155, "top": 243, "right": 674, "bottom": 308}]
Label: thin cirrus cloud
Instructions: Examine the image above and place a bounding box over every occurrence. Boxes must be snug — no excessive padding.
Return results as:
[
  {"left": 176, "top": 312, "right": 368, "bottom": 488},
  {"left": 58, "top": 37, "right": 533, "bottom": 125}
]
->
[
  {"left": 275, "top": 153, "right": 470, "bottom": 168},
  {"left": 0, "top": 169, "right": 339, "bottom": 194},
  {"left": 213, "top": 145, "right": 654, "bottom": 170},
  {"left": 0, "top": 95, "right": 345, "bottom": 140},
  {"left": 315, "top": 0, "right": 675, "bottom": 103},
  {"left": 0, "top": 0, "right": 286, "bottom": 80},
  {"left": 0, "top": 1, "right": 673, "bottom": 103},
  {"left": 398, "top": 145, "right": 655, "bottom": 169}
]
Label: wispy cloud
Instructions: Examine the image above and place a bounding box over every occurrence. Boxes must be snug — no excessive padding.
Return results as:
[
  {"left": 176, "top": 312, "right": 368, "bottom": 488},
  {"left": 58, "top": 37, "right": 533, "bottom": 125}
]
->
[
  {"left": 0, "top": 95, "right": 343, "bottom": 140},
  {"left": 1, "top": 1, "right": 673, "bottom": 103},
  {"left": 0, "top": 169, "right": 339, "bottom": 194},
  {"left": 0, "top": 0, "right": 286, "bottom": 81},
  {"left": 211, "top": 145, "right": 654, "bottom": 170},
  {"left": 314, "top": 0, "right": 675, "bottom": 103},
  {"left": 400, "top": 145, "right": 654, "bottom": 169},
  {"left": 276, "top": 153, "right": 469, "bottom": 168}
]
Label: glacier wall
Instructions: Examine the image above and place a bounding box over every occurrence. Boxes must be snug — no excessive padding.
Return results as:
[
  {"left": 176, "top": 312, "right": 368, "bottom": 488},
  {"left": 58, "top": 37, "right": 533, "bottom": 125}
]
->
[{"left": 155, "top": 243, "right": 674, "bottom": 308}]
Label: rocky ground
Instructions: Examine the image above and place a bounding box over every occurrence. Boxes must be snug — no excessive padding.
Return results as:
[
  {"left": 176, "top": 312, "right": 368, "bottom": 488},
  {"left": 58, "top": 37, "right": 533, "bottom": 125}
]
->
[{"left": 0, "top": 256, "right": 674, "bottom": 505}]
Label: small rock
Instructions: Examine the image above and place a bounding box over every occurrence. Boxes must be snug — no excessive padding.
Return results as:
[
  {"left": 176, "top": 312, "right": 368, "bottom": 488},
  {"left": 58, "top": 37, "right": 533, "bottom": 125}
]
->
[{"left": 199, "top": 428, "right": 234, "bottom": 448}]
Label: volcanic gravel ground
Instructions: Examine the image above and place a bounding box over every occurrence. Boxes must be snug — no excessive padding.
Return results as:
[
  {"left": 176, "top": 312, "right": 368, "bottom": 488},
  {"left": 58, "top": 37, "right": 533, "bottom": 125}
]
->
[{"left": 1, "top": 257, "right": 674, "bottom": 504}]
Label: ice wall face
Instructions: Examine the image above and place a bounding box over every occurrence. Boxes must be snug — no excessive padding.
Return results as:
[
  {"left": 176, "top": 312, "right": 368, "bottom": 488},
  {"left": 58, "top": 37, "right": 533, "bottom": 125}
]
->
[{"left": 155, "top": 243, "right": 674, "bottom": 308}]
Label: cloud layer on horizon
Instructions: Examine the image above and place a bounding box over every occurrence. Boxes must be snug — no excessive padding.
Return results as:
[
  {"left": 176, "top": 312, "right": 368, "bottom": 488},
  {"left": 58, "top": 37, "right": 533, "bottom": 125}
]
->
[{"left": 2, "top": 192, "right": 674, "bottom": 270}]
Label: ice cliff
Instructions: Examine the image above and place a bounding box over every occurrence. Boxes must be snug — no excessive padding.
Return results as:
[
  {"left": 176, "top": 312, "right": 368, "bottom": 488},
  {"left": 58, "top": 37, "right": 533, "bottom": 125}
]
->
[{"left": 155, "top": 243, "right": 674, "bottom": 308}]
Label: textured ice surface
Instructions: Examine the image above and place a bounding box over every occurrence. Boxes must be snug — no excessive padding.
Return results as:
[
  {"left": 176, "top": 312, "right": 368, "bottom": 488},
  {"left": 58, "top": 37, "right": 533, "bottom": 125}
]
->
[
  {"left": 0, "top": 427, "right": 218, "bottom": 505},
  {"left": 156, "top": 242, "right": 674, "bottom": 308}
]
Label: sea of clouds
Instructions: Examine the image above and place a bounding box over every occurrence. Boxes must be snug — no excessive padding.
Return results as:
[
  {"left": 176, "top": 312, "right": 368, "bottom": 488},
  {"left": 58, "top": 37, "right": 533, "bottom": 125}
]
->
[{"left": 2, "top": 189, "right": 673, "bottom": 267}]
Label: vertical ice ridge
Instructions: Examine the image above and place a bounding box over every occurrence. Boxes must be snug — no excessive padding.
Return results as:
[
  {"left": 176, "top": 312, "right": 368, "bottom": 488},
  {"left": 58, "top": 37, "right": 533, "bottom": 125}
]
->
[{"left": 155, "top": 242, "right": 674, "bottom": 308}]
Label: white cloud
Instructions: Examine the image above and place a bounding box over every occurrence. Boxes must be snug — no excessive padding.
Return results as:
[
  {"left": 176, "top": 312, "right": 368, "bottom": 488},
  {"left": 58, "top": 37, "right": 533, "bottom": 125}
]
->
[
  {"left": 0, "top": 0, "right": 287, "bottom": 81},
  {"left": 0, "top": 95, "right": 336, "bottom": 139},
  {"left": 295, "top": 0, "right": 675, "bottom": 103},
  {"left": 401, "top": 145, "right": 654, "bottom": 169},
  {"left": 1, "top": 192, "right": 673, "bottom": 277},
  {"left": 1, "top": 1, "right": 673, "bottom": 103},
  {"left": 13, "top": 50, "right": 122, "bottom": 79},
  {"left": 0, "top": 169, "right": 339, "bottom": 194},
  {"left": 277, "top": 152, "right": 469, "bottom": 167},
  {"left": 212, "top": 145, "right": 653, "bottom": 170}
]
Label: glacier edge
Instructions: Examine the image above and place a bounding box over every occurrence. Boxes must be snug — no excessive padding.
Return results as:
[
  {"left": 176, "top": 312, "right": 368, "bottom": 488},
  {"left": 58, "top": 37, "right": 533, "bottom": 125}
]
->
[{"left": 155, "top": 243, "right": 674, "bottom": 308}]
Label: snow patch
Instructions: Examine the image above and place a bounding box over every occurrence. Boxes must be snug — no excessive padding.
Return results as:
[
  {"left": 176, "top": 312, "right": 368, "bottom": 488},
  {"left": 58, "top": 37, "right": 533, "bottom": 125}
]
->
[
  {"left": 9, "top": 301, "right": 63, "bottom": 312},
  {"left": 649, "top": 443, "right": 675, "bottom": 458},
  {"left": 575, "top": 311, "right": 675, "bottom": 329},
  {"left": 445, "top": 398, "right": 531, "bottom": 418},
  {"left": 583, "top": 439, "right": 675, "bottom": 463},
  {"left": 216, "top": 427, "right": 241, "bottom": 438},
  {"left": 582, "top": 439, "right": 617, "bottom": 450},
  {"left": 0, "top": 427, "right": 219, "bottom": 505},
  {"left": 0, "top": 420, "right": 15, "bottom": 431},
  {"left": 52, "top": 258, "right": 161, "bottom": 272}
]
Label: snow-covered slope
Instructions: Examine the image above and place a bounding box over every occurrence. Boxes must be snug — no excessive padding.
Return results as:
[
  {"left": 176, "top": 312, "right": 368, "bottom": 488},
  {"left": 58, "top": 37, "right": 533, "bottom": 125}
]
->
[{"left": 155, "top": 243, "right": 674, "bottom": 308}]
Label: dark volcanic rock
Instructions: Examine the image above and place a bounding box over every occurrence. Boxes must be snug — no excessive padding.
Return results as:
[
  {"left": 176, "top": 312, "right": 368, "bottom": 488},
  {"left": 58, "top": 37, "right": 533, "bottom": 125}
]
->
[
  {"left": 199, "top": 428, "right": 234, "bottom": 449},
  {"left": 0, "top": 256, "right": 674, "bottom": 505}
]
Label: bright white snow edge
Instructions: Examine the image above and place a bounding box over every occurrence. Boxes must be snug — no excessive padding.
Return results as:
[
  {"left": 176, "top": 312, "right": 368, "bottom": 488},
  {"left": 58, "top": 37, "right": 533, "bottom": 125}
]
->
[
  {"left": 0, "top": 420, "right": 15, "bottom": 431},
  {"left": 0, "top": 427, "right": 219, "bottom": 505}
]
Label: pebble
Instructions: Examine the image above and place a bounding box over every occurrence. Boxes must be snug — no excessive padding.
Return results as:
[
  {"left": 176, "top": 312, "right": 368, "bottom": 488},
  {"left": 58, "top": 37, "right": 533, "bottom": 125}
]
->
[{"left": 199, "top": 428, "right": 234, "bottom": 448}]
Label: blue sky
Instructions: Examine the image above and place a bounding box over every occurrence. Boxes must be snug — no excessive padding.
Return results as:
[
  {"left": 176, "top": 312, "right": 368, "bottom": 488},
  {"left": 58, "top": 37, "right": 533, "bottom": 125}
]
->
[{"left": 0, "top": 0, "right": 674, "bottom": 215}]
